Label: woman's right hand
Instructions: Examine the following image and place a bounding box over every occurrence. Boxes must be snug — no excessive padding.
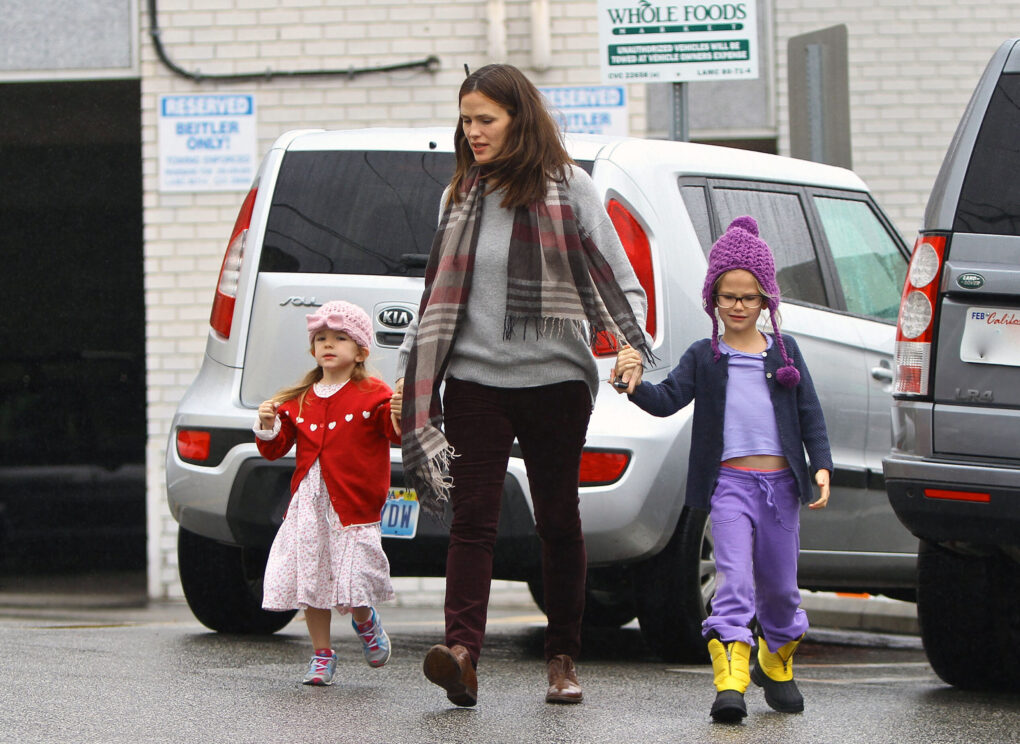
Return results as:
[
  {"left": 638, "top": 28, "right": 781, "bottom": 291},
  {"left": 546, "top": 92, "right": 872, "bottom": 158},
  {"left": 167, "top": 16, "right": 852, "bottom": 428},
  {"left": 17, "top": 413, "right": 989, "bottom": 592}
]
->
[{"left": 257, "top": 400, "right": 279, "bottom": 430}]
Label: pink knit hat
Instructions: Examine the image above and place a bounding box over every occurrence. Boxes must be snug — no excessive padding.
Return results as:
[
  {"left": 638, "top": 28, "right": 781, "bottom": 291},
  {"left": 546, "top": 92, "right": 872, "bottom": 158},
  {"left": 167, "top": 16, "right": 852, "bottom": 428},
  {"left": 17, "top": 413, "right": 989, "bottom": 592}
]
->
[
  {"left": 702, "top": 216, "right": 800, "bottom": 387},
  {"left": 306, "top": 300, "right": 373, "bottom": 349}
]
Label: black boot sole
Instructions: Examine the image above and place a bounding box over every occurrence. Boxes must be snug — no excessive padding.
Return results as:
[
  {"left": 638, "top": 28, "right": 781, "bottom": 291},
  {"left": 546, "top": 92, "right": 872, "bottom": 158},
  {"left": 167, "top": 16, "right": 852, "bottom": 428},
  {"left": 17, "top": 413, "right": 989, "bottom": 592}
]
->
[
  {"left": 710, "top": 689, "right": 747, "bottom": 723},
  {"left": 751, "top": 663, "right": 804, "bottom": 713}
]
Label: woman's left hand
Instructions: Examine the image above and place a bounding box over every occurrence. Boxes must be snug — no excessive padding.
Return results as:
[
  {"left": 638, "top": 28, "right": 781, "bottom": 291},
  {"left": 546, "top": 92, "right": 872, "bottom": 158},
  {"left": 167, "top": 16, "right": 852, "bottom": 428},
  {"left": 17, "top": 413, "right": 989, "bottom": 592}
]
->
[
  {"left": 390, "top": 378, "right": 403, "bottom": 435},
  {"left": 809, "top": 469, "right": 830, "bottom": 509},
  {"left": 610, "top": 345, "right": 643, "bottom": 394}
]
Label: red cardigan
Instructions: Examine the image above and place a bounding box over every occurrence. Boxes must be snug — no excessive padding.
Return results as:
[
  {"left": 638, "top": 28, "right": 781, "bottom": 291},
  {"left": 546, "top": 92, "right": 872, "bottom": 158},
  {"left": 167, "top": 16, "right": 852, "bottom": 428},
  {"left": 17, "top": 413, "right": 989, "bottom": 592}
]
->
[{"left": 256, "top": 378, "right": 401, "bottom": 526}]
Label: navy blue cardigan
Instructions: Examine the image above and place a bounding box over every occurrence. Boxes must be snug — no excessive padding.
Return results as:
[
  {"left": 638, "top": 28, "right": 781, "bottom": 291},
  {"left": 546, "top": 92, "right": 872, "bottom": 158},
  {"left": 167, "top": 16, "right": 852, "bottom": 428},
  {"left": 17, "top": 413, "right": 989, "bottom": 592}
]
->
[{"left": 629, "top": 334, "right": 833, "bottom": 511}]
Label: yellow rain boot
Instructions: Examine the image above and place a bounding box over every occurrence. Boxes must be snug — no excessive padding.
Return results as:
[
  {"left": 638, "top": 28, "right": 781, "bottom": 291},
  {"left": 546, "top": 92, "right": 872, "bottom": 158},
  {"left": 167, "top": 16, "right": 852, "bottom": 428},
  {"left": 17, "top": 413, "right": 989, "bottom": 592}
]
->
[
  {"left": 707, "top": 636, "right": 751, "bottom": 723},
  {"left": 750, "top": 635, "right": 804, "bottom": 713}
]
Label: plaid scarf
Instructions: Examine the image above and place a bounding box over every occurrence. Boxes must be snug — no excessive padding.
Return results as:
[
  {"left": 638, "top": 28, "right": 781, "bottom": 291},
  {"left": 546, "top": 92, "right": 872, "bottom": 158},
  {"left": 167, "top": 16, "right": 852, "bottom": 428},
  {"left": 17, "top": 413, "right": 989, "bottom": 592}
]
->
[{"left": 401, "top": 167, "right": 655, "bottom": 521}]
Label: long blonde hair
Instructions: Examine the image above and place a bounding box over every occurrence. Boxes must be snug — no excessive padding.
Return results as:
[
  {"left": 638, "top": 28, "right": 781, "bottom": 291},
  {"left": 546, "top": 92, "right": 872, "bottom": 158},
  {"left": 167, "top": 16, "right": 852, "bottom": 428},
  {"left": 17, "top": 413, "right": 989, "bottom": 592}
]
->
[{"left": 270, "top": 351, "right": 372, "bottom": 417}]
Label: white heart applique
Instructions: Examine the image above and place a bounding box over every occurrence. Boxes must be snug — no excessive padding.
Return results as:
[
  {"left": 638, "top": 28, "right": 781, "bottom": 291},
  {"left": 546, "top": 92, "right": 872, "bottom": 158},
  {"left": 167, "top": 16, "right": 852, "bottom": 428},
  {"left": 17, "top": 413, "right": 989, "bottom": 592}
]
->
[
  {"left": 362, "top": 411, "right": 371, "bottom": 419},
  {"left": 328, "top": 421, "right": 336, "bottom": 430},
  {"left": 296, "top": 417, "right": 304, "bottom": 423},
  {"left": 310, "top": 424, "right": 317, "bottom": 431},
  {"left": 345, "top": 414, "right": 354, "bottom": 422}
]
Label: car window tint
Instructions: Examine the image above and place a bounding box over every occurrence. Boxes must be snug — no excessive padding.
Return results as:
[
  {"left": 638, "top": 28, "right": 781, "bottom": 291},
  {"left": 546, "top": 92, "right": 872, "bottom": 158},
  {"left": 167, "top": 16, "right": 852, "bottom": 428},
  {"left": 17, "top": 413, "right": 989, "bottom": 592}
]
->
[
  {"left": 259, "top": 151, "right": 456, "bottom": 276},
  {"left": 680, "top": 184, "right": 713, "bottom": 253},
  {"left": 954, "top": 73, "right": 1020, "bottom": 235},
  {"left": 712, "top": 187, "right": 828, "bottom": 306},
  {"left": 814, "top": 196, "right": 906, "bottom": 322}
]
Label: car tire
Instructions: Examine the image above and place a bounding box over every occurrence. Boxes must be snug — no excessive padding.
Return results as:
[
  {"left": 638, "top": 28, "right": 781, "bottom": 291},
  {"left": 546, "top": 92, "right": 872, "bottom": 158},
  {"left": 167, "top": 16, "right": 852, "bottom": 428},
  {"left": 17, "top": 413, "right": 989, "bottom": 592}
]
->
[
  {"left": 917, "top": 538, "right": 1020, "bottom": 691},
  {"left": 178, "top": 527, "right": 296, "bottom": 634},
  {"left": 632, "top": 507, "right": 714, "bottom": 663},
  {"left": 526, "top": 569, "right": 637, "bottom": 629}
]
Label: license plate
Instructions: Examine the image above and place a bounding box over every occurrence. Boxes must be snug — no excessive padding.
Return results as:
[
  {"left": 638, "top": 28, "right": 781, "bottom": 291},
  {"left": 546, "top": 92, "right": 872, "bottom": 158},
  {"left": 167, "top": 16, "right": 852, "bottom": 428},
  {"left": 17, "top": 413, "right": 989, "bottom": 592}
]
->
[
  {"left": 380, "top": 487, "right": 419, "bottom": 539},
  {"left": 960, "top": 307, "right": 1020, "bottom": 367}
]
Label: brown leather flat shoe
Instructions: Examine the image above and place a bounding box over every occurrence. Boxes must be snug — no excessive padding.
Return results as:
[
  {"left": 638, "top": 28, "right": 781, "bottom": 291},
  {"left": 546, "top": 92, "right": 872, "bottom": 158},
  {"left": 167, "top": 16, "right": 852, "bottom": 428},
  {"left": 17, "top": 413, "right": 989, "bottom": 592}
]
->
[
  {"left": 545, "top": 654, "right": 583, "bottom": 704},
  {"left": 423, "top": 643, "right": 478, "bottom": 707}
]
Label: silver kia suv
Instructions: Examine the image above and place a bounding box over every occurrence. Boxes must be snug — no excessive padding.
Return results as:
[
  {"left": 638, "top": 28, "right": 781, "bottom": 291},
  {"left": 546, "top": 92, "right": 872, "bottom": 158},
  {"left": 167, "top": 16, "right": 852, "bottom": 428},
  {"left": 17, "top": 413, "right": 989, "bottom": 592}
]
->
[
  {"left": 167, "top": 126, "right": 912, "bottom": 661},
  {"left": 884, "top": 38, "right": 1020, "bottom": 691}
]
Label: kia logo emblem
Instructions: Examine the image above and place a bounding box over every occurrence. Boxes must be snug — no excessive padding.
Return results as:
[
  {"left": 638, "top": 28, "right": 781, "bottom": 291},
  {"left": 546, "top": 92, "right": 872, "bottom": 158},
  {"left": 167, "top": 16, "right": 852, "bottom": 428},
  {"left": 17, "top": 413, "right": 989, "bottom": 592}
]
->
[{"left": 378, "top": 307, "right": 413, "bottom": 329}]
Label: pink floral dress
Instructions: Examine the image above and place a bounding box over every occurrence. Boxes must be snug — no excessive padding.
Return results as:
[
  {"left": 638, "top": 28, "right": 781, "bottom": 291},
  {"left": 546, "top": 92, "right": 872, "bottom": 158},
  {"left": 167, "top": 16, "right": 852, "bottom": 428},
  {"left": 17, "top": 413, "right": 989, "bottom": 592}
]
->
[{"left": 255, "top": 381, "right": 395, "bottom": 613}]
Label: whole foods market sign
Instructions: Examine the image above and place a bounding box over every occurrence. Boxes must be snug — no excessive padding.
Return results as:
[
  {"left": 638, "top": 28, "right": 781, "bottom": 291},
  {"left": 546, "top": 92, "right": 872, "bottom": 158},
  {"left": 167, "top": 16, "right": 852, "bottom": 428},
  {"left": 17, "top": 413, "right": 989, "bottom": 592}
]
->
[{"left": 598, "top": 0, "right": 758, "bottom": 83}]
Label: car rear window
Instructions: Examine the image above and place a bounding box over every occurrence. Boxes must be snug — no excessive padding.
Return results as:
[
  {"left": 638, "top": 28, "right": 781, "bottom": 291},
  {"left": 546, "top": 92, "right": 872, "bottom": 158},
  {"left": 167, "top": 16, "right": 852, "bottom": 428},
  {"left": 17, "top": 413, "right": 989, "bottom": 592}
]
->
[
  {"left": 711, "top": 186, "right": 828, "bottom": 307},
  {"left": 259, "top": 150, "right": 456, "bottom": 277},
  {"left": 954, "top": 73, "right": 1020, "bottom": 235}
]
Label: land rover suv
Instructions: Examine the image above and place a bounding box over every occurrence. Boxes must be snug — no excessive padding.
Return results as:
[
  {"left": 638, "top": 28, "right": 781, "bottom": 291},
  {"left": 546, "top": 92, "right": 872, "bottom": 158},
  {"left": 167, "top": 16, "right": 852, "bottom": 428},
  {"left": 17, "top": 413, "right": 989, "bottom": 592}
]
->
[
  {"left": 884, "top": 38, "right": 1020, "bottom": 690},
  {"left": 167, "top": 126, "right": 911, "bottom": 661}
]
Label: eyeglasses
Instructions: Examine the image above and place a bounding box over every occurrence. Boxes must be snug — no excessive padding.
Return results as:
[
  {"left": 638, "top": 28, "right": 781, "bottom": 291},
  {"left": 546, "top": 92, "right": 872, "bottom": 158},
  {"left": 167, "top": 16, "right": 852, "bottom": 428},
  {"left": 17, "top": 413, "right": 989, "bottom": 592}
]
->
[{"left": 714, "top": 293, "right": 765, "bottom": 309}]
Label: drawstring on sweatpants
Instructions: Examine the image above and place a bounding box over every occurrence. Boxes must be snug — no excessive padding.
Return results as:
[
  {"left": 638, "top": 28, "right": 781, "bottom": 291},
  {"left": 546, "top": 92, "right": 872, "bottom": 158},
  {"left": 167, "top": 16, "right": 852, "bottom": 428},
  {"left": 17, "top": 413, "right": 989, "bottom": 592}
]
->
[{"left": 748, "top": 470, "right": 792, "bottom": 529}]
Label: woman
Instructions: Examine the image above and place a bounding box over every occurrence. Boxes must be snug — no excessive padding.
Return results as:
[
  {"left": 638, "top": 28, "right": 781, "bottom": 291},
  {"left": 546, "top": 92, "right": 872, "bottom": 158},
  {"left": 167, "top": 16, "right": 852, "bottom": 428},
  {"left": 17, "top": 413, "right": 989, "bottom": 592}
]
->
[{"left": 393, "top": 63, "right": 654, "bottom": 707}]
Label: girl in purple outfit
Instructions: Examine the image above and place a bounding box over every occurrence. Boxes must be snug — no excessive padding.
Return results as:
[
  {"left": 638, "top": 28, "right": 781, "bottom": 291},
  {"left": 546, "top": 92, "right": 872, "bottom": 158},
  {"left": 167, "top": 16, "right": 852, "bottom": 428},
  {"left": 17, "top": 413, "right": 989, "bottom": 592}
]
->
[{"left": 613, "top": 216, "right": 832, "bottom": 723}]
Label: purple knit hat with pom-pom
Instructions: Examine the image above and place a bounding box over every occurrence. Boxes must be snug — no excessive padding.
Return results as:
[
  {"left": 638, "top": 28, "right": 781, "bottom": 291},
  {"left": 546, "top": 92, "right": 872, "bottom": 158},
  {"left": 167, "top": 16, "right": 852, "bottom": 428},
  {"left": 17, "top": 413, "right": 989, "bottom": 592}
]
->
[{"left": 702, "top": 216, "right": 800, "bottom": 387}]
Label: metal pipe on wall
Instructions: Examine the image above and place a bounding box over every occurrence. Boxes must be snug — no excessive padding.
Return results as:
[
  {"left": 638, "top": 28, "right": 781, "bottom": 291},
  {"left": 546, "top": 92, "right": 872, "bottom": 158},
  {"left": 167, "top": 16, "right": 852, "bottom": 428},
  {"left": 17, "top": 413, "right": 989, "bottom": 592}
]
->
[
  {"left": 530, "top": 0, "right": 551, "bottom": 72},
  {"left": 487, "top": 0, "right": 507, "bottom": 63}
]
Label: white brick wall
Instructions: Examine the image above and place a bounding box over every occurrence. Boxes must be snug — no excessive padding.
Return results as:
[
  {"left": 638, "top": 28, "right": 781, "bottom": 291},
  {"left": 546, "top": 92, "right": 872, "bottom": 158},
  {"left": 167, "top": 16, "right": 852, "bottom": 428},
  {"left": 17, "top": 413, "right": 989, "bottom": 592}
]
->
[
  {"left": 774, "top": 0, "right": 1003, "bottom": 237},
  {"left": 142, "top": 0, "right": 620, "bottom": 600},
  {"left": 142, "top": 0, "right": 1010, "bottom": 599}
]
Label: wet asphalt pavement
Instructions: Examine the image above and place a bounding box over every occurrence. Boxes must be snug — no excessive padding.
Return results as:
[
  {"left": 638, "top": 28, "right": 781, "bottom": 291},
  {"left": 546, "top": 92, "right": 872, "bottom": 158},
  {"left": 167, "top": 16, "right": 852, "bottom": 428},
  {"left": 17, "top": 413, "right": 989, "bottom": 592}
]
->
[{"left": 1, "top": 575, "right": 1019, "bottom": 743}]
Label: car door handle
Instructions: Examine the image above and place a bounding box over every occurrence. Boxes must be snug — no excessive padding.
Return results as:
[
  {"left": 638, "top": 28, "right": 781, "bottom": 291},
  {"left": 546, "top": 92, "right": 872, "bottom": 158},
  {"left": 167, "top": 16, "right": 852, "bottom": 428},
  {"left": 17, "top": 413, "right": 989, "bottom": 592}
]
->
[
  {"left": 376, "top": 331, "right": 406, "bottom": 346},
  {"left": 871, "top": 366, "right": 893, "bottom": 382}
]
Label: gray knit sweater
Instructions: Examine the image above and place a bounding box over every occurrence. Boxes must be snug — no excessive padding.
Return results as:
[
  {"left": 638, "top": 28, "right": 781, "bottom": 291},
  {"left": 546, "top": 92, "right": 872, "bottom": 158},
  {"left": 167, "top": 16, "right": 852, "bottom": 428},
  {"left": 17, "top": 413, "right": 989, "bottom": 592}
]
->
[{"left": 396, "top": 165, "right": 648, "bottom": 401}]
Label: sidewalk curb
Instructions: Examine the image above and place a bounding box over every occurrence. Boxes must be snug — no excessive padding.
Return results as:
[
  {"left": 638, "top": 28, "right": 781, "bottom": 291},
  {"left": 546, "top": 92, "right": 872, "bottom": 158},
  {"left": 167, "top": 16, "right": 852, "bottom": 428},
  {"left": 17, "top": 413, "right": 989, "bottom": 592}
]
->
[
  {"left": 0, "top": 576, "right": 921, "bottom": 641},
  {"left": 801, "top": 592, "right": 919, "bottom": 636}
]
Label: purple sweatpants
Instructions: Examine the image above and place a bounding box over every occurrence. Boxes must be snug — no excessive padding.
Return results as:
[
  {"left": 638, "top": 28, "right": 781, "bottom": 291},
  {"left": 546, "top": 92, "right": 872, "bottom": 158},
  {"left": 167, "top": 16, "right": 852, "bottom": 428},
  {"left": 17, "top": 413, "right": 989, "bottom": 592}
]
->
[{"left": 701, "top": 466, "right": 809, "bottom": 652}]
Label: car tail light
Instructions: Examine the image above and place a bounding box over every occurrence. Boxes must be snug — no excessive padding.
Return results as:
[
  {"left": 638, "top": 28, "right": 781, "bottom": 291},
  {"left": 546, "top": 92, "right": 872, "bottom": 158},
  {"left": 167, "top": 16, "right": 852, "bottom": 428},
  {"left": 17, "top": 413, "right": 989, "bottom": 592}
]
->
[
  {"left": 210, "top": 185, "right": 258, "bottom": 339},
  {"left": 578, "top": 449, "right": 630, "bottom": 486},
  {"left": 176, "top": 429, "right": 211, "bottom": 462},
  {"left": 892, "top": 233, "right": 947, "bottom": 397},
  {"left": 593, "top": 200, "right": 656, "bottom": 357},
  {"left": 924, "top": 488, "right": 991, "bottom": 503}
]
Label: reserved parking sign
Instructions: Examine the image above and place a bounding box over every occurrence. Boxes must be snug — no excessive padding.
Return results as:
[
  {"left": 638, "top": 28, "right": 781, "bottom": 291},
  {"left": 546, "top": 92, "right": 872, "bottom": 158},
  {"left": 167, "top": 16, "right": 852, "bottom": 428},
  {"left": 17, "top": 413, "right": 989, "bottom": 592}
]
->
[
  {"left": 539, "top": 85, "right": 629, "bottom": 136},
  {"left": 158, "top": 93, "right": 257, "bottom": 192}
]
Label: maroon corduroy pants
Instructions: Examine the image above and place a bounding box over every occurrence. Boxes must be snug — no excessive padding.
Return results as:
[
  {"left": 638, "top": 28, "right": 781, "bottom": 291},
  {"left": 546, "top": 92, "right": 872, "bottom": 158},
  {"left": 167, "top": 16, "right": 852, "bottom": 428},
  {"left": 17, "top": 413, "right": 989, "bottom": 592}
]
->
[{"left": 440, "top": 378, "right": 591, "bottom": 665}]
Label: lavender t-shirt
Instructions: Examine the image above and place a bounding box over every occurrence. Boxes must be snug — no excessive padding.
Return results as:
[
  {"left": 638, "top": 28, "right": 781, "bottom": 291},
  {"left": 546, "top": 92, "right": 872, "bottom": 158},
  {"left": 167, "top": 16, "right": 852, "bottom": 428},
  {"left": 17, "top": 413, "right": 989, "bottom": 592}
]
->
[{"left": 719, "top": 336, "right": 785, "bottom": 461}]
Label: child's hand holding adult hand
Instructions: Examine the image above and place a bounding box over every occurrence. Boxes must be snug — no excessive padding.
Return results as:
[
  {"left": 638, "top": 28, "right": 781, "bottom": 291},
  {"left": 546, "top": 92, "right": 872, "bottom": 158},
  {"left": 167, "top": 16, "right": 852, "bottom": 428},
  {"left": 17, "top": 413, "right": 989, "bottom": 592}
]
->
[
  {"left": 610, "top": 345, "right": 643, "bottom": 394},
  {"left": 391, "top": 378, "right": 403, "bottom": 434},
  {"left": 258, "top": 400, "right": 279, "bottom": 430},
  {"left": 809, "top": 469, "right": 830, "bottom": 509}
]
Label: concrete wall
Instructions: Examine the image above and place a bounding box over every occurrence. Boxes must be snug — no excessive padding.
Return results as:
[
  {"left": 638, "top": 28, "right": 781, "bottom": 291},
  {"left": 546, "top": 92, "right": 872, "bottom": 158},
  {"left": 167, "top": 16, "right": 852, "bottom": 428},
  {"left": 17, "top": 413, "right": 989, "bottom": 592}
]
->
[{"left": 142, "top": 0, "right": 1009, "bottom": 599}]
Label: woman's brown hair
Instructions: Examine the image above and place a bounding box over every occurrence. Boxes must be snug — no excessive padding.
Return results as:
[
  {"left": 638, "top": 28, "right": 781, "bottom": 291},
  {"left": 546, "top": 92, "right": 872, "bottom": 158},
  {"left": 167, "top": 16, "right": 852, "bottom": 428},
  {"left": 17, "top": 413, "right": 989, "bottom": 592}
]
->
[{"left": 449, "top": 63, "right": 573, "bottom": 209}]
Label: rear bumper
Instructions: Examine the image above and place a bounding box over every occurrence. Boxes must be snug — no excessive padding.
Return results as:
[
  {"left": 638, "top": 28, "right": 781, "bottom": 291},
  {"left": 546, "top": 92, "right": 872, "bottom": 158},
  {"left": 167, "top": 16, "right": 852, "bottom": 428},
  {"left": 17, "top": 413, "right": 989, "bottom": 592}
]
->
[
  {"left": 167, "top": 374, "right": 694, "bottom": 575},
  {"left": 226, "top": 452, "right": 543, "bottom": 580},
  {"left": 883, "top": 453, "right": 1020, "bottom": 547},
  {"left": 167, "top": 431, "right": 543, "bottom": 578}
]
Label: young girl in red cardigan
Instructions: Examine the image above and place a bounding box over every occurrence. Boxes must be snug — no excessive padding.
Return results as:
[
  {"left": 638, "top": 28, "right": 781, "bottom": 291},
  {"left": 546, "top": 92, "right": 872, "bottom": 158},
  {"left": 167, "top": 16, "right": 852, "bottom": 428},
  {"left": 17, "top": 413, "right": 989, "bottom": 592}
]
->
[{"left": 255, "top": 300, "right": 402, "bottom": 686}]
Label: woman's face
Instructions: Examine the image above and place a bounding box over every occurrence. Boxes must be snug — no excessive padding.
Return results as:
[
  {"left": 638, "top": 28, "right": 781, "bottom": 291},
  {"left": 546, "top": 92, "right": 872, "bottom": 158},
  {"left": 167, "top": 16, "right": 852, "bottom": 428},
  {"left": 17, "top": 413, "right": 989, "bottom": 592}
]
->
[{"left": 460, "top": 91, "right": 512, "bottom": 164}]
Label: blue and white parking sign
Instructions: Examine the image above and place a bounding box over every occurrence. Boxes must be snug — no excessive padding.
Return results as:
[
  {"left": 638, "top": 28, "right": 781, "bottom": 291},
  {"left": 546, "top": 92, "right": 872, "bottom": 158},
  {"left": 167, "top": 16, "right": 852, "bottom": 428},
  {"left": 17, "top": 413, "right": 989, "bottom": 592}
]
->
[
  {"left": 158, "top": 94, "right": 257, "bottom": 192},
  {"left": 539, "top": 85, "right": 629, "bottom": 136}
]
